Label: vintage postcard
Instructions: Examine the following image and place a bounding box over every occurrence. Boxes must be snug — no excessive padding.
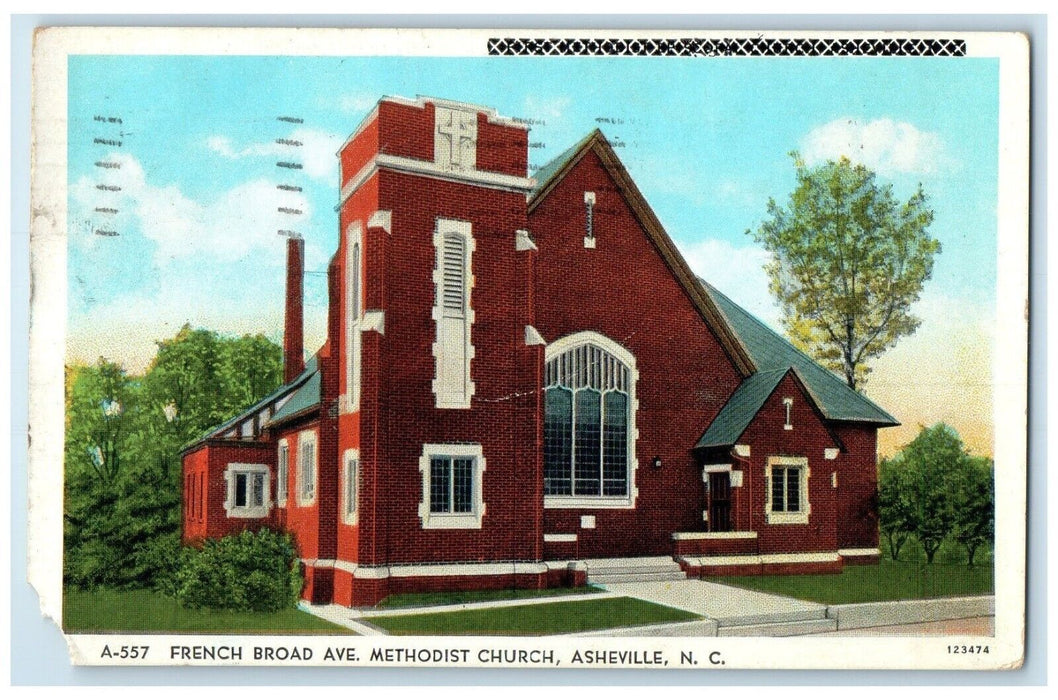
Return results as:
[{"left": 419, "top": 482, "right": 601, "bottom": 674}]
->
[{"left": 28, "top": 27, "right": 1028, "bottom": 670}]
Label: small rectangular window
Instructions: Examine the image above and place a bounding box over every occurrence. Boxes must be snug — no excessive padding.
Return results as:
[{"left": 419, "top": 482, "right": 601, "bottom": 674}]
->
[
  {"left": 766, "top": 457, "right": 809, "bottom": 524},
  {"left": 277, "top": 442, "right": 289, "bottom": 506},
  {"left": 224, "top": 463, "right": 270, "bottom": 519},
  {"left": 343, "top": 449, "right": 359, "bottom": 524},
  {"left": 419, "top": 444, "right": 485, "bottom": 529},
  {"left": 298, "top": 431, "right": 317, "bottom": 505},
  {"left": 235, "top": 473, "right": 248, "bottom": 507}
]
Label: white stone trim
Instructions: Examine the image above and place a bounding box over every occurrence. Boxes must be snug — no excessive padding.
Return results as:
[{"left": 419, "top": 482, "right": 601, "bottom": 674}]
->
[
  {"left": 344, "top": 221, "right": 363, "bottom": 414},
  {"left": 783, "top": 396, "right": 794, "bottom": 430},
  {"left": 353, "top": 566, "right": 391, "bottom": 580},
  {"left": 381, "top": 153, "right": 535, "bottom": 192},
  {"left": 296, "top": 430, "right": 318, "bottom": 507},
  {"left": 337, "top": 104, "right": 381, "bottom": 155},
  {"left": 762, "top": 552, "right": 839, "bottom": 564},
  {"left": 733, "top": 444, "right": 751, "bottom": 457},
  {"left": 276, "top": 439, "right": 289, "bottom": 507},
  {"left": 583, "top": 191, "right": 596, "bottom": 205},
  {"left": 362, "top": 310, "right": 385, "bottom": 335},
  {"left": 391, "top": 562, "right": 547, "bottom": 578},
  {"left": 671, "top": 531, "right": 758, "bottom": 541},
  {"left": 765, "top": 455, "right": 810, "bottom": 525},
  {"left": 524, "top": 325, "right": 546, "bottom": 346},
  {"left": 583, "top": 236, "right": 596, "bottom": 249},
  {"left": 543, "top": 331, "right": 639, "bottom": 510},
  {"left": 434, "top": 103, "right": 478, "bottom": 173},
  {"left": 431, "top": 218, "right": 476, "bottom": 409},
  {"left": 333, "top": 560, "right": 359, "bottom": 575},
  {"left": 338, "top": 154, "right": 535, "bottom": 210},
  {"left": 387, "top": 94, "right": 530, "bottom": 130},
  {"left": 544, "top": 534, "right": 577, "bottom": 543},
  {"left": 342, "top": 448, "right": 360, "bottom": 526},
  {"left": 339, "top": 158, "right": 379, "bottom": 208},
  {"left": 838, "top": 548, "right": 881, "bottom": 558},
  {"left": 367, "top": 209, "right": 392, "bottom": 234},
  {"left": 515, "top": 229, "right": 537, "bottom": 251},
  {"left": 824, "top": 447, "right": 840, "bottom": 460},
  {"left": 223, "top": 463, "right": 271, "bottom": 519},
  {"left": 332, "top": 561, "right": 552, "bottom": 580},
  {"left": 702, "top": 463, "right": 732, "bottom": 480},
  {"left": 418, "top": 443, "right": 486, "bottom": 529},
  {"left": 680, "top": 551, "right": 840, "bottom": 567},
  {"left": 580, "top": 515, "right": 596, "bottom": 529}
]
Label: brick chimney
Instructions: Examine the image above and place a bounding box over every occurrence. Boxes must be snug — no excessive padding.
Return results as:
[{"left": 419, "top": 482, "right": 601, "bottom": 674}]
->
[{"left": 283, "top": 236, "right": 305, "bottom": 383}]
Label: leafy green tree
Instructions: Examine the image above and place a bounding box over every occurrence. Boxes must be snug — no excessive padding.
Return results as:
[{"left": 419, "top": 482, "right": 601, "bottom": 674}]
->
[
  {"left": 63, "top": 327, "right": 284, "bottom": 590},
  {"left": 884, "top": 424, "right": 970, "bottom": 564},
  {"left": 750, "top": 154, "right": 940, "bottom": 389},
  {"left": 953, "top": 456, "right": 995, "bottom": 567},
  {"left": 877, "top": 456, "right": 915, "bottom": 560}
]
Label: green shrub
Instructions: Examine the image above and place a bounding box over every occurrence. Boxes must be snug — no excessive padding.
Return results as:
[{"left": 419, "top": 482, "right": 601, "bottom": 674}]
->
[{"left": 175, "top": 529, "right": 302, "bottom": 612}]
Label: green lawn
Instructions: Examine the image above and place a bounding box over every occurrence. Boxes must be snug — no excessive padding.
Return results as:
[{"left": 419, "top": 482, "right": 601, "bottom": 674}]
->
[
  {"left": 709, "top": 559, "right": 994, "bottom": 605},
  {"left": 377, "top": 586, "right": 601, "bottom": 609},
  {"left": 63, "top": 588, "right": 353, "bottom": 634},
  {"left": 368, "top": 596, "right": 700, "bottom": 636}
]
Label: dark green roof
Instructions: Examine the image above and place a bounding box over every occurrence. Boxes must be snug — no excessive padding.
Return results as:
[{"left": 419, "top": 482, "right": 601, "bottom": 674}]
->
[
  {"left": 699, "top": 279, "right": 898, "bottom": 426},
  {"left": 696, "top": 369, "right": 789, "bottom": 449},
  {"left": 267, "top": 368, "right": 321, "bottom": 425},
  {"left": 185, "top": 355, "right": 320, "bottom": 450}
]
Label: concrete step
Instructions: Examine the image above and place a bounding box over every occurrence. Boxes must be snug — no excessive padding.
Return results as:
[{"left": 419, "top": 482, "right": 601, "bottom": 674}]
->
[
  {"left": 588, "top": 564, "right": 684, "bottom": 576},
  {"left": 717, "top": 617, "right": 838, "bottom": 637},
  {"left": 584, "top": 557, "right": 684, "bottom": 575},
  {"left": 588, "top": 572, "right": 688, "bottom": 584}
]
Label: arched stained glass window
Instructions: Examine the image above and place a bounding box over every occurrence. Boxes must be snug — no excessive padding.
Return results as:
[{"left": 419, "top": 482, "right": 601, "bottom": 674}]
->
[{"left": 543, "top": 335, "right": 635, "bottom": 501}]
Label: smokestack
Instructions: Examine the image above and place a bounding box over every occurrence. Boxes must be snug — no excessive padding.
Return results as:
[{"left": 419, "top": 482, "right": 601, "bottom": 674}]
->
[{"left": 284, "top": 236, "right": 305, "bottom": 383}]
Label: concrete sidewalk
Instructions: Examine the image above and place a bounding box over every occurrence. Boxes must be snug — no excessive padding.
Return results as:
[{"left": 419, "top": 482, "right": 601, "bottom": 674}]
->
[
  {"left": 299, "top": 580, "right": 995, "bottom": 638},
  {"left": 600, "top": 579, "right": 827, "bottom": 627}
]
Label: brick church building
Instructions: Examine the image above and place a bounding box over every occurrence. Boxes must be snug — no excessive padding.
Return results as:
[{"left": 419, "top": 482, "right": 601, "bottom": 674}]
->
[{"left": 181, "top": 95, "right": 897, "bottom": 607}]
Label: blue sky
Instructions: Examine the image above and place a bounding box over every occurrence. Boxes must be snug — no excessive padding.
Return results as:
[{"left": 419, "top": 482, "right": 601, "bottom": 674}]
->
[{"left": 66, "top": 55, "right": 1000, "bottom": 455}]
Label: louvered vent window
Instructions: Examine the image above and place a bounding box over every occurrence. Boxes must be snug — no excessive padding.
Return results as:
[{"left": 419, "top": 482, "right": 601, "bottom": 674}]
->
[
  {"left": 441, "top": 233, "right": 466, "bottom": 318},
  {"left": 433, "top": 220, "right": 474, "bottom": 409}
]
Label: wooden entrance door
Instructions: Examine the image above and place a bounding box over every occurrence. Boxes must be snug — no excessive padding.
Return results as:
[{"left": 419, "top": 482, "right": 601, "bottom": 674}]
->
[{"left": 709, "top": 471, "right": 732, "bottom": 532}]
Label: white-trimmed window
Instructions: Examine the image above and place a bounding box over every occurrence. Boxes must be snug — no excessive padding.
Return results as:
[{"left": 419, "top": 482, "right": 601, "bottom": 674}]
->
[
  {"left": 297, "top": 430, "right": 317, "bottom": 506},
  {"left": 223, "top": 463, "right": 270, "bottom": 519},
  {"left": 766, "top": 456, "right": 810, "bottom": 525},
  {"left": 345, "top": 222, "right": 363, "bottom": 412},
  {"left": 431, "top": 219, "right": 475, "bottom": 409},
  {"left": 343, "top": 448, "right": 359, "bottom": 525},
  {"left": 543, "top": 332, "right": 638, "bottom": 509},
  {"left": 277, "top": 439, "right": 289, "bottom": 506},
  {"left": 418, "top": 444, "right": 485, "bottom": 529}
]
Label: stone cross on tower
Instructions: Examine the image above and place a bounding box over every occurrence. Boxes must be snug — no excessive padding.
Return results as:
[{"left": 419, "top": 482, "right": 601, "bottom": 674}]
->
[{"left": 434, "top": 105, "right": 477, "bottom": 172}]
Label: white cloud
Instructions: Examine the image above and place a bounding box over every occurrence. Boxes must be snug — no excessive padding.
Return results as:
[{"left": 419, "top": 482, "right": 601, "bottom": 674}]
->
[
  {"left": 205, "top": 127, "right": 342, "bottom": 181},
  {"left": 524, "top": 95, "right": 570, "bottom": 121},
  {"left": 338, "top": 93, "right": 378, "bottom": 115},
  {"left": 799, "top": 118, "right": 946, "bottom": 175},
  {"left": 679, "top": 238, "right": 781, "bottom": 330},
  {"left": 70, "top": 151, "right": 312, "bottom": 262}
]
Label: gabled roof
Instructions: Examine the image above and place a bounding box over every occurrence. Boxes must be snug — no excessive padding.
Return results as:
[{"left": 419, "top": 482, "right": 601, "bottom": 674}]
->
[
  {"left": 267, "top": 368, "right": 321, "bottom": 425},
  {"left": 699, "top": 280, "right": 899, "bottom": 426},
  {"left": 696, "top": 369, "right": 789, "bottom": 449},
  {"left": 529, "top": 130, "right": 757, "bottom": 377},
  {"left": 182, "top": 354, "right": 321, "bottom": 451}
]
